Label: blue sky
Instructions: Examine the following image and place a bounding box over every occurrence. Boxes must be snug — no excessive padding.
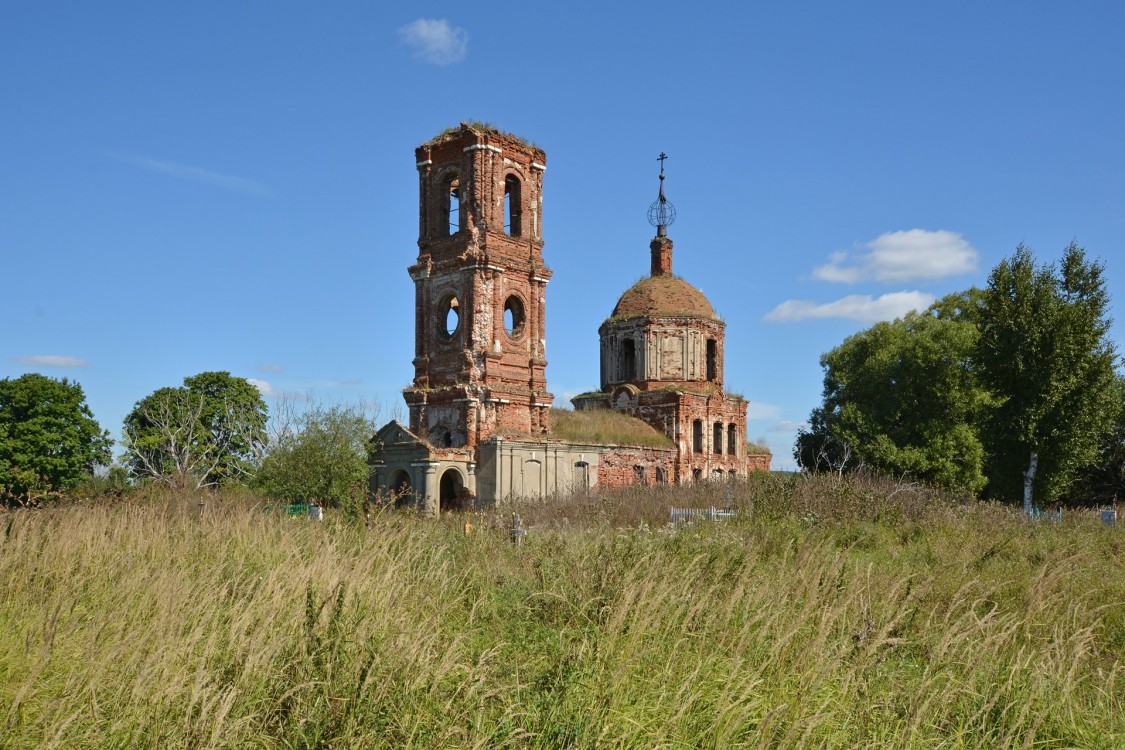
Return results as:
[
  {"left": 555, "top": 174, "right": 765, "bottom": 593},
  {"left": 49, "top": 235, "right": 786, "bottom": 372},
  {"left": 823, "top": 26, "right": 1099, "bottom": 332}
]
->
[{"left": 3, "top": 2, "right": 1124, "bottom": 470}]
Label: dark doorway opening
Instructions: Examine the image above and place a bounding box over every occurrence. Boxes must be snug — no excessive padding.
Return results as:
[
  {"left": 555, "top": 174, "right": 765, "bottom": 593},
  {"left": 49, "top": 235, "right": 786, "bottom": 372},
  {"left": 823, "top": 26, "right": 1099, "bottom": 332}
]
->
[{"left": 439, "top": 469, "right": 464, "bottom": 512}]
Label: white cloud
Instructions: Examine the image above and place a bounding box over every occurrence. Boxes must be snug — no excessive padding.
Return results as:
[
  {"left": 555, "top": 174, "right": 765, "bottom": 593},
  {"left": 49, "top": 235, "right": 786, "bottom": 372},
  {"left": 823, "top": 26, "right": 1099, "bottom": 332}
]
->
[
  {"left": 259, "top": 363, "right": 284, "bottom": 373},
  {"left": 771, "top": 420, "right": 809, "bottom": 433},
  {"left": 248, "top": 378, "right": 275, "bottom": 397},
  {"left": 13, "top": 354, "right": 88, "bottom": 367},
  {"left": 764, "top": 290, "right": 936, "bottom": 323},
  {"left": 112, "top": 153, "right": 270, "bottom": 196},
  {"left": 398, "top": 18, "right": 468, "bottom": 65},
  {"left": 813, "top": 229, "right": 979, "bottom": 283}
]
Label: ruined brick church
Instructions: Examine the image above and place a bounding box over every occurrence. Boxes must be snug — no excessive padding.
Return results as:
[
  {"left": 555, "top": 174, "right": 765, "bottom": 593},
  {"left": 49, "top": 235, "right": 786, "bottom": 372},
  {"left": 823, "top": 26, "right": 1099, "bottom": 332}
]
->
[{"left": 369, "top": 124, "right": 769, "bottom": 512}]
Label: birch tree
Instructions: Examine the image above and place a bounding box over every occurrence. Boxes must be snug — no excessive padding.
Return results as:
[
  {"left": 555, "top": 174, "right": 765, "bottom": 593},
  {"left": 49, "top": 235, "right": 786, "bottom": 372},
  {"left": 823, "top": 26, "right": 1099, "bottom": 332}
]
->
[{"left": 977, "top": 243, "right": 1118, "bottom": 511}]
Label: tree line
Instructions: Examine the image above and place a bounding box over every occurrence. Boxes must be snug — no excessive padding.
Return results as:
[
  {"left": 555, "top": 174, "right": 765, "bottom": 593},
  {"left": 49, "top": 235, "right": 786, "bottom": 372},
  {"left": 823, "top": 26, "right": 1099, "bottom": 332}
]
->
[
  {"left": 0, "top": 370, "right": 380, "bottom": 509},
  {"left": 3, "top": 243, "right": 1120, "bottom": 510},
  {"left": 796, "top": 242, "right": 1123, "bottom": 508}
]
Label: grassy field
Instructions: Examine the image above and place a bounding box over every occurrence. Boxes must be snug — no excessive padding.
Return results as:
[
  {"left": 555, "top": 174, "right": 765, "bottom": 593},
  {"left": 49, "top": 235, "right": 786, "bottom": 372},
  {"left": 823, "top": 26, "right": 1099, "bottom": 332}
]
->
[{"left": 1, "top": 475, "right": 1122, "bottom": 749}]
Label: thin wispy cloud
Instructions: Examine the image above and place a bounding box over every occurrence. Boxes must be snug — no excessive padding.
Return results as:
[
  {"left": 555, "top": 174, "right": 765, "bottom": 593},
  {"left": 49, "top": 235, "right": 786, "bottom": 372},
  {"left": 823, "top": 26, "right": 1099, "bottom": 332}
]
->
[
  {"left": 111, "top": 153, "right": 271, "bottom": 196},
  {"left": 259, "top": 364, "right": 284, "bottom": 373},
  {"left": 747, "top": 402, "right": 782, "bottom": 421},
  {"left": 398, "top": 18, "right": 468, "bottom": 65},
  {"left": 764, "top": 291, "right": 935, "bottom": 323},
  {"left": 771, "top": 420, "right": 809, "bottom": 433},
  {"left": 813, "top": 229, "right": 979, "bottom": 283},
  {"left": 13, "top": 354, "right": 89, "bottom": 368}
]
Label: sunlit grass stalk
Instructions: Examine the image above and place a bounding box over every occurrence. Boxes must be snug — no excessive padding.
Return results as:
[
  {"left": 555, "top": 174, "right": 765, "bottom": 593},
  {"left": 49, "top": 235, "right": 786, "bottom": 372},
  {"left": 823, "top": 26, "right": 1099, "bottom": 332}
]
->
[{"left": 0, "top": 475, "right": 1121, "bottom": 748}]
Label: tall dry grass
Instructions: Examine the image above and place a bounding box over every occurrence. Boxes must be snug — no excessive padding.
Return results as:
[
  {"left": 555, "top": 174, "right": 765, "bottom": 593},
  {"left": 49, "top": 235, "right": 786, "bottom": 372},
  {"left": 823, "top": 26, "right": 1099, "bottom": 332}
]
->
[{"left": 1, "top": 476, "right": 1122, "bottom": 748}]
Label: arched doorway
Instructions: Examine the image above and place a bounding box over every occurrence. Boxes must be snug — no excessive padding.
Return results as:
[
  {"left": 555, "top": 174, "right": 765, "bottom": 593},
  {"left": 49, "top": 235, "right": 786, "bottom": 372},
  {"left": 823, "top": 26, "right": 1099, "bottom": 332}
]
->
[
  {"left": 439, "top": 468, "right": 464, "bottom": 512},
  {"left": 390, "top": 469, "right": 413, "bottom": 509}
]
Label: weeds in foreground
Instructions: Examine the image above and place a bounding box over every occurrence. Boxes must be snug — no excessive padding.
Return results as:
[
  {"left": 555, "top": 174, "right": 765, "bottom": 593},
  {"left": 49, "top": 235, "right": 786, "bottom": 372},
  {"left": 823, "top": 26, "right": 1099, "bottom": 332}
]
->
[{"left": 0, "top": 475, "right": 1121, "bottom": 748}]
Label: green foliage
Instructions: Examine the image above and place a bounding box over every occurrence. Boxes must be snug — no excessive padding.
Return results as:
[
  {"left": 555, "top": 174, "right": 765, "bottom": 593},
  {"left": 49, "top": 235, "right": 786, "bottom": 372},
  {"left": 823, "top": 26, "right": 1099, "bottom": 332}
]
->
[
  {"left": 254, "top": 402, "right": 378, "bottom": 512},
  {"left": 1071, "top": 375, "right": 1125, "bottom": 504},
  {"left": 0, "top": 373, "right": 112, "bottom": 504},
  {"left": 123, "top": 371, "right": 267, "bottom": 489},
  {"left": 977, "top": 243, "right": 1119, "bottom": 505},
  {"left": 796, "top": 291, "right": 992, "bottom": 491}
]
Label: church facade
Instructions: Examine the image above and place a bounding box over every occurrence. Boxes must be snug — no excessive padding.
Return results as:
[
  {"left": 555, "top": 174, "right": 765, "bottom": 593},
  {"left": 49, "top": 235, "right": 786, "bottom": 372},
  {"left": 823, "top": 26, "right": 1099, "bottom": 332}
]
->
[{"left": 368, "top": 124, "right": 768, "bottom": 513}]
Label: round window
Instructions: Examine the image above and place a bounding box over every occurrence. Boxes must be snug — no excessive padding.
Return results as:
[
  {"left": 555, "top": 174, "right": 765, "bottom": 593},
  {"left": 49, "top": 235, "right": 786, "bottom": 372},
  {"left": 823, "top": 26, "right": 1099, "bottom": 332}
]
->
[{"left": 439, "top": 296, "right": 460, "bottom": 338}]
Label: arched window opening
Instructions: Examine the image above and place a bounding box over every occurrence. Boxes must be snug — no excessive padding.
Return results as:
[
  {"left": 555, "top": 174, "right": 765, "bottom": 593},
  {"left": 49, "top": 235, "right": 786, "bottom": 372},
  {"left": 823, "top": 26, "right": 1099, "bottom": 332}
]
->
[
  {"left": 504, "top": 295, "right": 525, "bottom": 337},
  {"left": 622, "top": 339, "right": 636, "bottom": 381},
  {"left": 443, "top": 175, "right": 461, "bottom": 236},
  {"left": 442, "top": 431, "right": 453, "bottom": 448},
  {"left": 728, "top": 424, "right": 737, "bottom": 456},
  {"left": 440, "top": 296, "right": 460, "bottom": 338},
  {"left": 713, "top": 422, "right": 723, "bottom": 455},
  {"left": 504, "top": 175, "right": 522, "bottom": 236},
  {"left": 692, "top": 419, "right": 703, "bottom": 453},
  {"left": 692, "top": 468, "right": 703, "bottom": 482},
  {"left": 575, "top": 460, "right": 590, "bottom": 495},
  {"left": 706, "top": 339, "right": 718, "bottom": 381},
  {"left": 655, "top": 467, "right": 666, "bottom": 485},
  {"left": 712, "top": 469, "right": 725, "bottom": 482},
  {"left": 634, "top": 465, "right": 647, "bottom": 486}
]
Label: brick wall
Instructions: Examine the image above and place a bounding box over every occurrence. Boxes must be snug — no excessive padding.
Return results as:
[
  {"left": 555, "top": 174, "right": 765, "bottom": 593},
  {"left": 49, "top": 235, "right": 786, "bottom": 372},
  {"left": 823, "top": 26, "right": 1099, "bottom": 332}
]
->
[{"left": 596, "top": 445, "right": 678, "bottom": 489}]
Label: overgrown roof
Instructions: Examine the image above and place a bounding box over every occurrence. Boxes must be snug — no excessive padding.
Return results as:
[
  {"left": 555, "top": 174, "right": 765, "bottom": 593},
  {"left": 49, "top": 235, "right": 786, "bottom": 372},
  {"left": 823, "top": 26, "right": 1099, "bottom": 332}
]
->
[
  {"left": 422, "top": 121, "right": 536, "bottom": 149},
  {"left": 550, "top": 408, "right": 674, "bottom": 448},
  {"left": 495, "top": 408, "right": 674, "bottom": 449},
  {"left": 609, "top": 274, "right": 717, "bottom": 321}
]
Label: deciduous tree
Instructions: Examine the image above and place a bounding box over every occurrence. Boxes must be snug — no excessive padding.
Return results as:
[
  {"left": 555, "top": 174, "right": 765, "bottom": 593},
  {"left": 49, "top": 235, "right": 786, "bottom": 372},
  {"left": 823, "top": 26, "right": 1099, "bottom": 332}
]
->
[
  {"left": 977, "top": 243, "right": 1118, "bottom": 510},
  {"left": 1069, "top": 375, "right": 1125, "bottom": 505},
  {"left": 796, "top": 291, "right": 992, "bottom": 491},
  {"left": 123, "top": 372, "right": 267, "bottom": 489},
  {"left": 254, "top": 399, "right": 380, "bottom": 513},
  {"left": 0, "top": 373, "right": 112, "bottom": 504}
]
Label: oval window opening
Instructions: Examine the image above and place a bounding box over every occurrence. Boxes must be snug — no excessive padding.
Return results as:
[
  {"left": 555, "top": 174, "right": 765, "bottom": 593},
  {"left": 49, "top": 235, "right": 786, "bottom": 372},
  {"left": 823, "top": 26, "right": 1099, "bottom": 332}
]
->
[
  {"left": 503, "top": 296, "right": 525, "bottom": 337},
  {"left": 441, "top": 296, "right": 460, "bottom": 338}
]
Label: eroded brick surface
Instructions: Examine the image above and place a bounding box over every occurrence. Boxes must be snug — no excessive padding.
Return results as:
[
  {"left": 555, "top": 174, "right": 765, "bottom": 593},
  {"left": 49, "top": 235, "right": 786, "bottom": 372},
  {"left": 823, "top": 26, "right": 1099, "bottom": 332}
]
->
[{"left": 596, "top": 446, "right": 678, "bottom": 489}]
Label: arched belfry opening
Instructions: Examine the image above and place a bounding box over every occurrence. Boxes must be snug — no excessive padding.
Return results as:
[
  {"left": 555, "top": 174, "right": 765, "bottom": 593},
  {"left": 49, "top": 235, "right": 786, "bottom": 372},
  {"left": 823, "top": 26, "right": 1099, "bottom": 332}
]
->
[
  {"left": 504, "top": 174, "right": 522, "bottom": 236},
  {"left": 443, "top": 173, "right": 461, "bottom": 236}
]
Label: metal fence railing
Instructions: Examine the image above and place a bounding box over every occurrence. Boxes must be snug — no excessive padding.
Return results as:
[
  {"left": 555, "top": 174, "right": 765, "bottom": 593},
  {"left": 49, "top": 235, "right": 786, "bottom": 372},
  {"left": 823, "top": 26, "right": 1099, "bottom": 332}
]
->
[{"left": 670, "top": 506, "right": 735, "bottom": 525}]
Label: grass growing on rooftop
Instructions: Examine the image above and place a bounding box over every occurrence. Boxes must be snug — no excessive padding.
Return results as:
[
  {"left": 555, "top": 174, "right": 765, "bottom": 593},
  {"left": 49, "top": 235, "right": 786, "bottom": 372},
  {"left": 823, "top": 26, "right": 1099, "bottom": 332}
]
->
[
  {"left": 1, "top": 475, "right": 1122, "bottom": 748},
  {"left": 548, "top": 407, "right": 674, "bottom": 448}
]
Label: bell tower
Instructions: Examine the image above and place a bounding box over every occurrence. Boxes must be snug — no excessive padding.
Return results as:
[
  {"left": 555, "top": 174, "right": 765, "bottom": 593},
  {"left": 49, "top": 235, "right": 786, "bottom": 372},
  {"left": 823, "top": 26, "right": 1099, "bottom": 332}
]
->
[{"left": 404, "top": 123, "right": 553, "bottom": 449}]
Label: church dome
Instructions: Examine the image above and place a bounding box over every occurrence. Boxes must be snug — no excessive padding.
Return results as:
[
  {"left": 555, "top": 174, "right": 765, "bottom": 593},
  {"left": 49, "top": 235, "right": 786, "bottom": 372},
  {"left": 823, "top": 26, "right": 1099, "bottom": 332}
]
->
[{"left": 610, "top": 274, "right": 716, "bottom": 321}]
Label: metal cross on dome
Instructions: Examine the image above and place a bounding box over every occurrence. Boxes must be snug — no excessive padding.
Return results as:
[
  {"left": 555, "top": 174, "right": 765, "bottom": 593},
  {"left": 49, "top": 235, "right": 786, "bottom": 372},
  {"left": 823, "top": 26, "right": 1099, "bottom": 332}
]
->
[{"left": 647, "top": 152, "right": 677, "bottom": 235}]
